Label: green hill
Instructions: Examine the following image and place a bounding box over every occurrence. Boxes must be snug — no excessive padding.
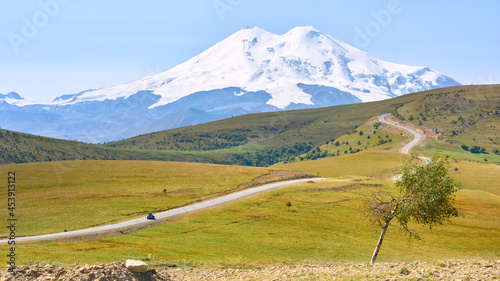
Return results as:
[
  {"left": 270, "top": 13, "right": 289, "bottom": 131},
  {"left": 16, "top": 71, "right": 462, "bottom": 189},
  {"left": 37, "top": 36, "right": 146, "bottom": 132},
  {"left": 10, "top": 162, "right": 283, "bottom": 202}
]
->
[
  {"left": 389, "top": 84, "right": 500, "bottom": 164},
  {"left": 0, "top": 129, "right": 116, "bottom": 164},
  {"left": 104, "top": 84, "right": 500, "bottom": 165},
  {"left": 1, "top": 84, "right": 498, "bottom": 166},
  {"left": 0, "top": 128, "right": 238, "bottom": 165}
]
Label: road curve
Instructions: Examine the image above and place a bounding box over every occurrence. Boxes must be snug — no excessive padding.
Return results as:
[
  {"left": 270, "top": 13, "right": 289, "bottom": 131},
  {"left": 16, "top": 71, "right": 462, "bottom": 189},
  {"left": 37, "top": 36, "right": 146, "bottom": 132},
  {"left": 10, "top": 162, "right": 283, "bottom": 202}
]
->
[
  {"left": 0, "top": 177, "right": 327, "bottom": 244},
  {"left": 378, "top": 113, "right": 430, "bottom": 181},
  {"left": 378, "top": 113, "right": 423, "bottom": 154}
]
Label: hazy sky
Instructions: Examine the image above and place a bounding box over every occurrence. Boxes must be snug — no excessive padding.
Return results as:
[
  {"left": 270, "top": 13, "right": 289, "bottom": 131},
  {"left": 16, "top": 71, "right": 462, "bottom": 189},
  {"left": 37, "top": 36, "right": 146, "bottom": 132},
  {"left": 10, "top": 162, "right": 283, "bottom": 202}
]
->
[{"left": 1, "top": 0, "right": 499, "bottom": 101}]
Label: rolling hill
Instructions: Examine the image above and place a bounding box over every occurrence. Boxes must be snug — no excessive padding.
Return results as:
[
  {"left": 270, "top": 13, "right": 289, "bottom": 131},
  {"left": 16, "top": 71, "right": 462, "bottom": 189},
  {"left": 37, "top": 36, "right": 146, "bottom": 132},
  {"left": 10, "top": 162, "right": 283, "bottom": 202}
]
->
[
  {"left": 1, "top": 85, "right": 498, "bottom": 166},
  {"left": 389, "top": 84, "right": 500, "bottom": 163},
  {"left": 104, "top": 84, "right": 500, "bottom": 165}
]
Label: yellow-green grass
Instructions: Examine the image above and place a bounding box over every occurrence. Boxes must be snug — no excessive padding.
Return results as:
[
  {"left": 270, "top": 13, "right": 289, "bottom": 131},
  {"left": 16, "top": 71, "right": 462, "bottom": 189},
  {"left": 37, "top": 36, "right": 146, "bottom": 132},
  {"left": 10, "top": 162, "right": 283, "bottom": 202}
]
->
[
  {"left": 274, "top": 150, "right": 410, "bottom": 179},
  {"left": 15, "top": 172, "right": 500, "bottom": 267},
  {"left": 0, "top": 160, "right": 271, "bottom": 237},
  {"left": 274, "top": 118, "right": 413, "bottom": 177},
  {"left": 449, "top": 160, "right": 500, "bottom": 196},
  {"left": 451, "top": 116, "right": 500, "bottom": 152},
  {"left": 395, "top": 84, "right": 500, "bottom": 163},
  {"left": 320, "top": 123, "right": 409, "bottom": 154},
  {"left": 416, "top": 138, "right": 500, "bottom": 165}
]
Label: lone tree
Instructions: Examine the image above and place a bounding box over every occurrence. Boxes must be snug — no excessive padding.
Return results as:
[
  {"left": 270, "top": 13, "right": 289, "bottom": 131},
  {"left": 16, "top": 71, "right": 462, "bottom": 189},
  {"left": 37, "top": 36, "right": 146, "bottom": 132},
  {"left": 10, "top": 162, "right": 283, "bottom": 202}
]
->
[{"left": 365, "top": 154, "right": 461, "bottom": 264}]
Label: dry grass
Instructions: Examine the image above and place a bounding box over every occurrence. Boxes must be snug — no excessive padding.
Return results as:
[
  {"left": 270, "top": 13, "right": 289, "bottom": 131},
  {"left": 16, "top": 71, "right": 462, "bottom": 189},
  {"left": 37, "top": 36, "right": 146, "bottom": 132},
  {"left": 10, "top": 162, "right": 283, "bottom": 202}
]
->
[
  {"left": 237, "top": 170, "right": 318, "bottom": 190},
  {"left": 0, "top": 160, "right": 272, "bottom": 237},
  {"left": 274, "top": 150, "right": 409, "bottom": 179},
  {"left": 14, "top": 169, "right": 500, "bottom": 266}
]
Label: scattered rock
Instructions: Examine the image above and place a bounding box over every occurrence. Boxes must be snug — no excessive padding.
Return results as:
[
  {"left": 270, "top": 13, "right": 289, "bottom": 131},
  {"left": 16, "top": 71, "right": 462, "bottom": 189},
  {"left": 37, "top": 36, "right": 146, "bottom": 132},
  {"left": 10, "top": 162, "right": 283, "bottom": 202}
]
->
[
  {"left": 0, "top": 260, "right": 499, "bottom": 280},
  {"left": 126, "top": 259, "right": 149, "bottom": 273},
  {"left": 0, "top": 261, "right": 168, "bottom": 281}
]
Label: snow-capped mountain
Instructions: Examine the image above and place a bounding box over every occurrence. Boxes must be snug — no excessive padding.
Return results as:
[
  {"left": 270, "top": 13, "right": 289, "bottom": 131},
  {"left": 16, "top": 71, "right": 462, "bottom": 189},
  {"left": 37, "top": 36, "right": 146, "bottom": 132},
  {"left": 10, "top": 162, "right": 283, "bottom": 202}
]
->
[{"left": 1, "top": 26, "right": 460, "bottom": 143}]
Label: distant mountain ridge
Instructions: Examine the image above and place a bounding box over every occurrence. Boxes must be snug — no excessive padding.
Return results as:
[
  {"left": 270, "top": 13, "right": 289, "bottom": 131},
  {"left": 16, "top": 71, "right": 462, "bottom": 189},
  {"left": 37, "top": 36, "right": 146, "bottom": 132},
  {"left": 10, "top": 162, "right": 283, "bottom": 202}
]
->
[{"left": 0, "top": 26, "right": 460, "bottom": 143}]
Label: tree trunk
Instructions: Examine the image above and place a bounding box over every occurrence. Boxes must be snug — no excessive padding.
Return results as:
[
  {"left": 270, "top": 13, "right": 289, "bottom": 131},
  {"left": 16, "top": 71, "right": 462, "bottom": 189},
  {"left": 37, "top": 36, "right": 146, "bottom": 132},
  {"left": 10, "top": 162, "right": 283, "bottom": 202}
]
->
[{"left": 370, "top": 218, "right": 391, "bottom": 264}]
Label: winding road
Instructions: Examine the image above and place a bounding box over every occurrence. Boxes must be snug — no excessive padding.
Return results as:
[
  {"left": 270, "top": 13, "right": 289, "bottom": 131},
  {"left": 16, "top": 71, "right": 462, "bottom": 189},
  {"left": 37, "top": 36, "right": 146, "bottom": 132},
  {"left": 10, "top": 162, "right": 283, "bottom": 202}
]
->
[
  {"left": 1, "top": 177, "right": 327, "bottom": 244},
  {"left": 378, "top": 113, "right": 430, "bottom": 177},
  {"left": 2, "top": 113, "right": 424, "bottom": 244},
  {"left": 378, "top": 113, "right": 423, "bottom": 154}
]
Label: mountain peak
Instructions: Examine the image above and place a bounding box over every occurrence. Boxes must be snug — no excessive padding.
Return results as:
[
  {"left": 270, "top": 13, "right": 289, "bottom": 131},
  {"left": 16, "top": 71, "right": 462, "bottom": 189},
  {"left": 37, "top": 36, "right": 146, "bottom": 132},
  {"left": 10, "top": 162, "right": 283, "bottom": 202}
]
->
[
  {"left": 0, "top": 92, "right": 23, "bottom": 100},
  {"left": 232, "top": 25, "right": 273, "bottom": 38},
  {"left": 38, "top": 26, "right": 459, "bottom": 110},
  {"left": 0, "top": 26, "right": 461, "bottom": 143},
  {"left": 286, "top": 25, "right": 321, "bottom": 34}
]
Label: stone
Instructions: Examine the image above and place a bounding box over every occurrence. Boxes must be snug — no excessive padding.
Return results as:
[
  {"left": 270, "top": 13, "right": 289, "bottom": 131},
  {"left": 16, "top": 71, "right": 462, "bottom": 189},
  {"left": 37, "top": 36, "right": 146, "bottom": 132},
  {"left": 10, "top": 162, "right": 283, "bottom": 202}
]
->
[{"left": 125, "top": 259, "right": 149, "bottom": 273}]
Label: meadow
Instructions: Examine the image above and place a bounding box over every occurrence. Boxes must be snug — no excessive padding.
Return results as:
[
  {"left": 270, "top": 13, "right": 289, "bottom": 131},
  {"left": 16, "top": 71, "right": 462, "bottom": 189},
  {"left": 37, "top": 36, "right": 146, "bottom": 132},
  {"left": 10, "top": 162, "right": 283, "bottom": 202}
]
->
[
  {"left": 0, "top": 161, "right": 272, "bottom": 236},
  {"left": 9, "top": 149, "right": 500, "bottom": 267}
]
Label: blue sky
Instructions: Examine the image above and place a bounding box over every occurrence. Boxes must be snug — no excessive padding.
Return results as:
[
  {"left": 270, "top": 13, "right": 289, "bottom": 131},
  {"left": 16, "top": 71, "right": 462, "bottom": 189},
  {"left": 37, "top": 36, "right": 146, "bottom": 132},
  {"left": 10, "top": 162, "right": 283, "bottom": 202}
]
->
[{"left": 1, "top": 0, "right": 499, "bottom": 101}]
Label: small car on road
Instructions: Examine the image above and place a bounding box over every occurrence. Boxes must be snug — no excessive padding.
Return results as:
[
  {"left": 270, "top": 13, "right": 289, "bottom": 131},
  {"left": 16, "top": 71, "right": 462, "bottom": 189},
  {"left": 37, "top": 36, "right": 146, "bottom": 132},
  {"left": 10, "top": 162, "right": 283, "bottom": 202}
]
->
[{"left": 147, "top": 213, "right": 156, "bottom": 220}]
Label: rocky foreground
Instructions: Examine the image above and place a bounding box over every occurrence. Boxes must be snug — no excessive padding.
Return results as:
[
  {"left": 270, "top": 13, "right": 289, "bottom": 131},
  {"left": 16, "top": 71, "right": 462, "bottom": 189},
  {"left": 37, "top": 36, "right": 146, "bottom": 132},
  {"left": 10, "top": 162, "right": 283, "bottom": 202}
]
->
[{"left": 1, "top": 260, "right": 499, "bottom": 280}]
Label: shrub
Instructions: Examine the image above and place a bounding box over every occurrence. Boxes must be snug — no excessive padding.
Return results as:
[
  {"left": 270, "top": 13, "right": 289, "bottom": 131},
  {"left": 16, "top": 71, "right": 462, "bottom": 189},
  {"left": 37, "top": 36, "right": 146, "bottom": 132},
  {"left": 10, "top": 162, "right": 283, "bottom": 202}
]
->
[
  {"left": 470, "top": 146, "right": 486, "bottom": 154},
  {"left": 399, "top": 267, "right": 410, "bottom": 275}
]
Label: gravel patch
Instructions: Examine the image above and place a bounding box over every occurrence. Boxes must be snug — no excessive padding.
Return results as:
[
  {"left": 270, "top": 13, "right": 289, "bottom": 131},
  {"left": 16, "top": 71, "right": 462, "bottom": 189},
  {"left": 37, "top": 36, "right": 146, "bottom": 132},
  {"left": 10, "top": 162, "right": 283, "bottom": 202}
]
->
[
  {"left": 167, "top": 261, "right": 500, "bottom": 280},
  {"left": 1, "top": 260, "right": 498, "bottom": 280}
]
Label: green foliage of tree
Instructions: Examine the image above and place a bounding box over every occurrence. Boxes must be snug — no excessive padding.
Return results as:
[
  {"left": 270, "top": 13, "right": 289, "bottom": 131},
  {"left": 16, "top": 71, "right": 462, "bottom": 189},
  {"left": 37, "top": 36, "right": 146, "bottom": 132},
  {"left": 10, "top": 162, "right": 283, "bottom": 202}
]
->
[
  {"left": 460, "top": 143, "right": 469, "bottom": 151},
  {"left": 365, "top": 155, "right": 461, "bottom": 264},
  {"left": 228, "top": 142, "right": 314, "bottom": 166},
  {"left": 469, "top": 146, "right": 486, "bottom": 154},
  {"left": 391, "top": 106, "right": 405, "bottom": 121}
]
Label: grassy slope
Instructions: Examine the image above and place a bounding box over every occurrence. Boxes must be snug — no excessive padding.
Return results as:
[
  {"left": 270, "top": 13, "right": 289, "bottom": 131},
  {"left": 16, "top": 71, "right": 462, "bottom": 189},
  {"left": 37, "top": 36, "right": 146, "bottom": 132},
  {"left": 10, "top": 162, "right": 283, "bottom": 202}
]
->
[
  {"left": 0, "top": 160, "right": 272, "bottom": 236},
  {"left": 12, "top": 128, "right": 500, "bottom": 266},
  {"left": 16, "top": 159, "right": 499, "bottom": 266},
  {"left": 392, "top": 84, "right": 500, "bottom": 164},
  {"left": 0, "top": 129, "right": 115, "bottom": 164},
  {"left": 103, "top": 95, "right": 410, "bottom": 152},
  {"left": 103, "top": 84, "right": 499, "bottom": 165},
  {"left": 0, "top": 128, "right": 241, "bottom": 165},
  {"left": 103, "top": 85, "right": 496, "bottom": 150}
]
